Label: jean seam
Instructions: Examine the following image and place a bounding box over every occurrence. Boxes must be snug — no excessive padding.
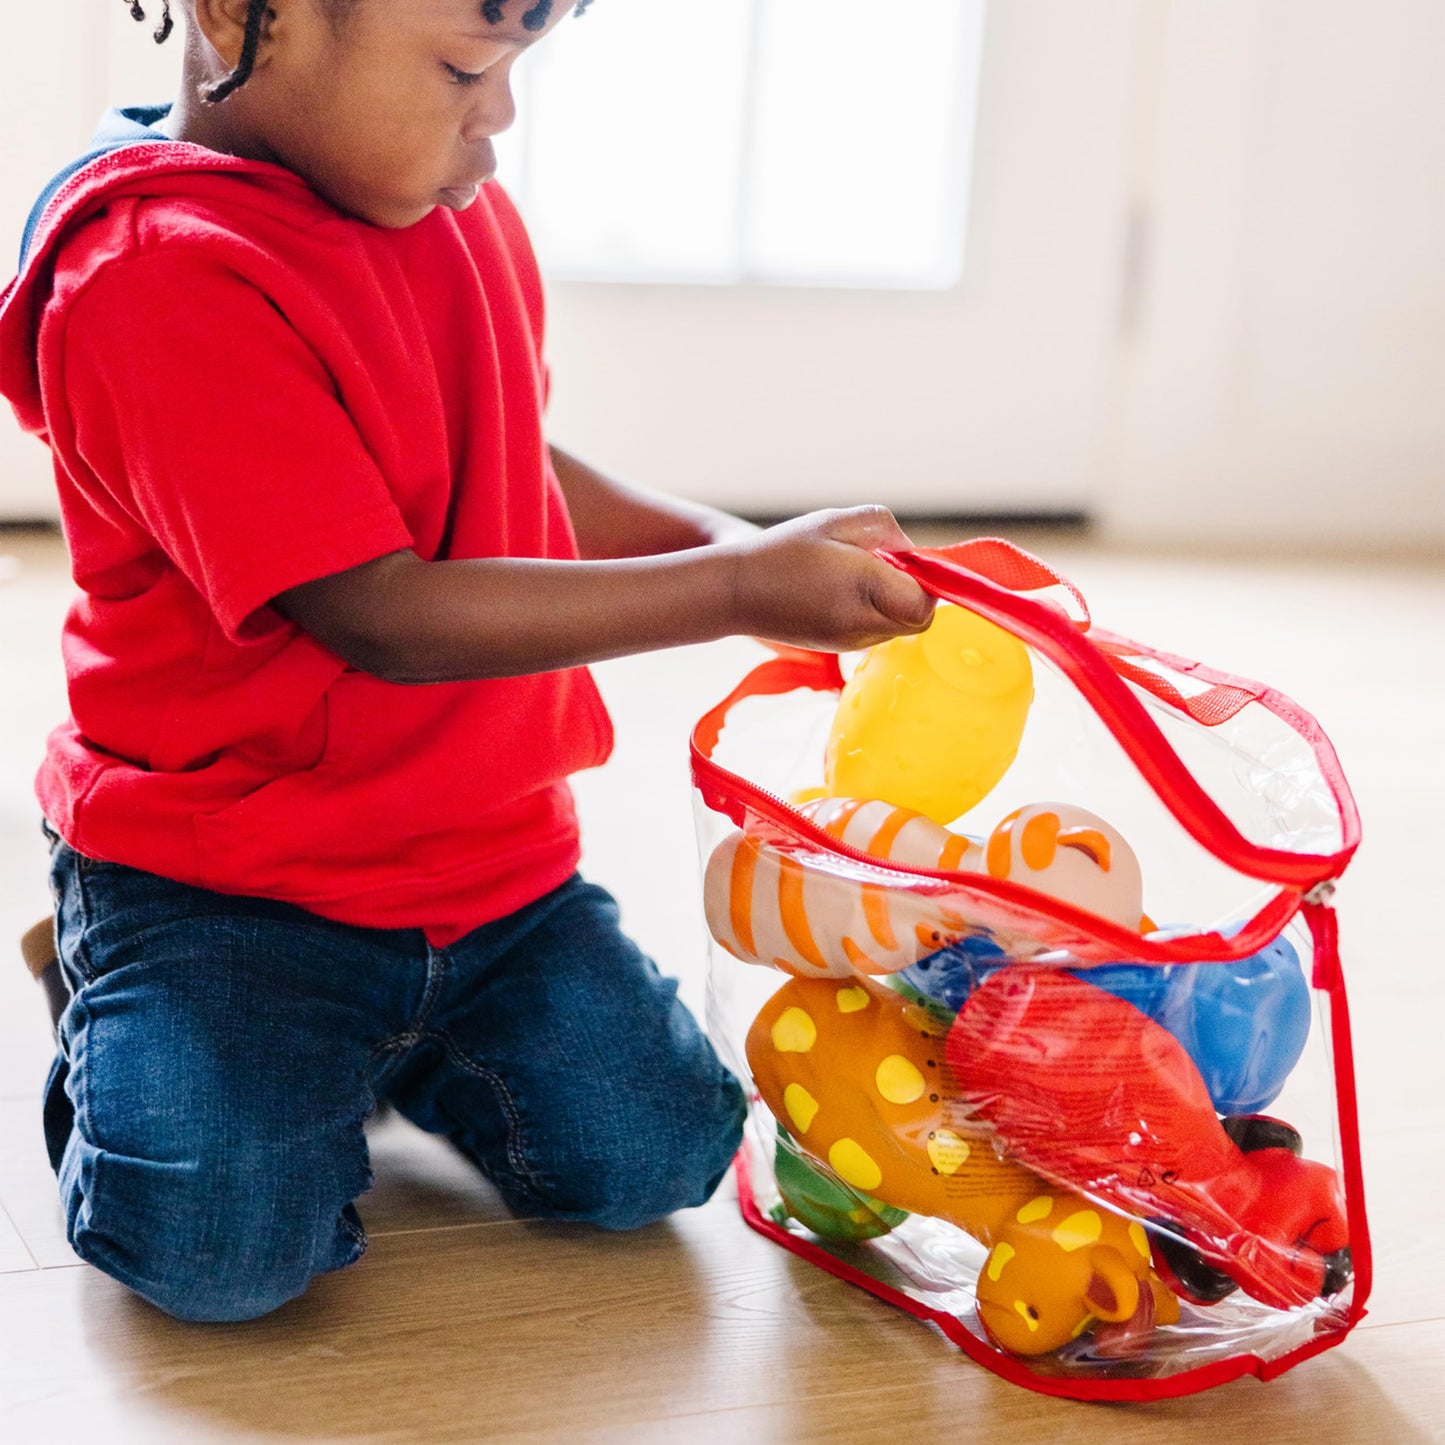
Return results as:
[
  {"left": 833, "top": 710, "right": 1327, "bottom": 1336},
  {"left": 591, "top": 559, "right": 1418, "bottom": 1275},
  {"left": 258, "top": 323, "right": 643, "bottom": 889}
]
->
[
  {"left": 430, "top": 1027, "right": 546, "bottom": 1200},
  {"left": 70, "top": 860, "right": 100, "bottom": 985},
  {"left": 366, "top": 942, "right": 450, "bottom": 1078},
  {"left": 66, "top": 996, "right": 94, "bottom": 1203},
  {"left": 413, "top": 944, "right": 449, "bottom": 1034}
]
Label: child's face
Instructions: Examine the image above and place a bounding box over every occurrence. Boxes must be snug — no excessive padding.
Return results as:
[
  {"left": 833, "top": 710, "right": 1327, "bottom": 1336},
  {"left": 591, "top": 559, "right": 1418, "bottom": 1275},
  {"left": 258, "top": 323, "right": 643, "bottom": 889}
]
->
[{"left": 224, "top": 0, "right": 575, "bottom": 228}]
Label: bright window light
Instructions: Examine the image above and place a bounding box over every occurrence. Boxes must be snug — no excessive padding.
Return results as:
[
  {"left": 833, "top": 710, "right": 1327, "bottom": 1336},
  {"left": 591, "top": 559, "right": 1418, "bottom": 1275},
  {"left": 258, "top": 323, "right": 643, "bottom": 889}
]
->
[{"left": 495, "top": 0, "right": 987, "bottom": 289}]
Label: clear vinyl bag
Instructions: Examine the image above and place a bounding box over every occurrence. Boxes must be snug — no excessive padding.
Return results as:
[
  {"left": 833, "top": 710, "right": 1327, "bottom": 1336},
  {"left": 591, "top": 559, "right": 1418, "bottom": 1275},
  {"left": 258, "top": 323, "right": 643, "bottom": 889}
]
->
[{"left": 691, "top": 541, "right": 1367, "bottom": 1401}]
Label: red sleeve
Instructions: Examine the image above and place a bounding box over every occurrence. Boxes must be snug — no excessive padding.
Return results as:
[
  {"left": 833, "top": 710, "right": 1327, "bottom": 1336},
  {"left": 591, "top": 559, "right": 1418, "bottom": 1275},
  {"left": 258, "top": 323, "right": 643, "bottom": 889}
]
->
[{"left": 57, "top": 249, "right": 414, "bottom": 638}]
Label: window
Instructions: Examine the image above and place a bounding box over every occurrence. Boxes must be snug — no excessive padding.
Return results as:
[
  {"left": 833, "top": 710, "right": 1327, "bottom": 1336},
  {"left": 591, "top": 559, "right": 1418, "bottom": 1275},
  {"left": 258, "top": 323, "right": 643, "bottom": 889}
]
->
[{"left": 495, "top": 0, "right": 987, "bottom": 289}]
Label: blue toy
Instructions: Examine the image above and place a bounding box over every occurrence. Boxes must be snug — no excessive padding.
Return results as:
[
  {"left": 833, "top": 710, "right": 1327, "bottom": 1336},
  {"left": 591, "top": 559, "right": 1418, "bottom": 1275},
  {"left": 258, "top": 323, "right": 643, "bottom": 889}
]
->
[{"left": 899, "top": 928, "right": 1311, "bottom": 1116}]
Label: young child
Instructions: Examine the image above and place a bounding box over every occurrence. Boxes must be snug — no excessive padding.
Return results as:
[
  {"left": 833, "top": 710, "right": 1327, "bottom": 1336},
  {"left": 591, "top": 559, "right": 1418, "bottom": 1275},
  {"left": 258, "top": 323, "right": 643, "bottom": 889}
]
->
[{"left": 0, "top": 0, "right": 935, "bottom": 1323}]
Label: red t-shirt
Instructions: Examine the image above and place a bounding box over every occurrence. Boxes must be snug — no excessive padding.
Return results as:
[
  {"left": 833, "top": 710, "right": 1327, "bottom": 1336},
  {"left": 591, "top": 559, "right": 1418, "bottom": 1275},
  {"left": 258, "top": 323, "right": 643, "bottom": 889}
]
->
[{"left": 0, "top": 143, "right": 614, "bottom": 943}]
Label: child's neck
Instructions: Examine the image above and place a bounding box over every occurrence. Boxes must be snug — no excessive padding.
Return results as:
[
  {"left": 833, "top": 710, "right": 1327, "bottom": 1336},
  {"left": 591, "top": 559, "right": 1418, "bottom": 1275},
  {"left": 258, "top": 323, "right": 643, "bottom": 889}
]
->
[{"left": 158, "top": 74, "right": 281, "bottom": 168}]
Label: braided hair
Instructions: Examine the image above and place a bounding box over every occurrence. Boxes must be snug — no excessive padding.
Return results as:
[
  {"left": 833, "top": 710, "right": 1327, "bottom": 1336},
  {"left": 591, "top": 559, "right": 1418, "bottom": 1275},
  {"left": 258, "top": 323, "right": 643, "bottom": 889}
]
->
[
  {"left": 128, "top": 0, "right": 174, "bottom": 43},
  {"left": 125, "top": 0, "right": 594, "bottom": 103}
]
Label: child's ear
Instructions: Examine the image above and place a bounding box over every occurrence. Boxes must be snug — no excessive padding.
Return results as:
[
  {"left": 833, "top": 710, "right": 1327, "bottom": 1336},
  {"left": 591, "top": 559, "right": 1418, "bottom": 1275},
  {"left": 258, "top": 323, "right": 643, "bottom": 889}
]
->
[{"left": 191, "top": 0, "right": 280, "bottom": 73}]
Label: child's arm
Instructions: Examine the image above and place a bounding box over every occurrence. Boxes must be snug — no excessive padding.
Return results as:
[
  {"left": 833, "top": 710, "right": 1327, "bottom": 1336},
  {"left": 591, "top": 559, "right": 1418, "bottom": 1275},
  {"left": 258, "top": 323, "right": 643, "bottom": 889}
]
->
[
  {"left": 549, "top": 445, "right": 758, "bottom": 557},
  {"left": 271, "top": 505, "right": 933, "bottom": 685}
]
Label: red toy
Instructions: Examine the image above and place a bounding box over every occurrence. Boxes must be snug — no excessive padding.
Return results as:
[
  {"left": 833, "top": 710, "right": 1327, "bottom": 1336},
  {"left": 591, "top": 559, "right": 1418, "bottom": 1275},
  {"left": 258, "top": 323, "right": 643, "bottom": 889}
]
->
[{"left": 945, "top": 965, "right": 1351, "bottom": 1311}]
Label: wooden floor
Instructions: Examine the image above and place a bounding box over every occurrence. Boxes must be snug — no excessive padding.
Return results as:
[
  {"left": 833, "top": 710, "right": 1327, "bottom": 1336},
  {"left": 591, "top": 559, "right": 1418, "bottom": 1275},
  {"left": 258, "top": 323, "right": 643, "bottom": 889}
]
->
[{"left": 1, "top": 525, "right": 1442, "bottom": 1443}]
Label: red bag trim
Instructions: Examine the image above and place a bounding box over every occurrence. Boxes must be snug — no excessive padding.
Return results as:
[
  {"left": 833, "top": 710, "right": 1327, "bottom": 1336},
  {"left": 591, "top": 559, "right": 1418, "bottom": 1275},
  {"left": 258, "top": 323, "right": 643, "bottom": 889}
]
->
[
  {"left": 734, "top": 1141, "right": 1356, "bottom": 1401},
  {"left": 878, "top": 547, "right": 1360, "bottom": 880},
  {"left": 1091, "top": 635, "right": 1261, "bottom": 726},
  {"left": 1304, "top": 902, "right": 1373, "bottom": 1328},
  {"left": 1087, "top": 627, "right": 1362, "bottom": 847},
  {"left": 692, "top": 671, "right": 1325, "bottom": 963},
  {"left": 693, "top": 652, "right": 843, "bottom": 760},
  {"left": 917, "top": 537, "right": 1092, "bottom": 625}
]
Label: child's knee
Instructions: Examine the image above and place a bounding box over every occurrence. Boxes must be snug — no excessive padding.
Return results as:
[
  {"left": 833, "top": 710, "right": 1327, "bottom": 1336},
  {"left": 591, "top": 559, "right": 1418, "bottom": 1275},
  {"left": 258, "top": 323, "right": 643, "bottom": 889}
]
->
[
  {"left": 547, "top": 1067, "right": 746, "bottom": 1231},
  {"left": 75, "top": 1233, "right": 316, "bottom": 1323},
  {"left": 60, "top": 1136, "right": 365, "bottom": 1322}
]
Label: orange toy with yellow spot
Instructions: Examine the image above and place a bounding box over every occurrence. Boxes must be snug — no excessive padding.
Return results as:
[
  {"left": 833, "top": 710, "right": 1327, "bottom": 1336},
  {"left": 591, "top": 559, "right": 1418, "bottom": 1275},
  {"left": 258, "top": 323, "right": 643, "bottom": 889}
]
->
[{"left": 746, "top": 972, "right": 1180, "bottom": 1355}]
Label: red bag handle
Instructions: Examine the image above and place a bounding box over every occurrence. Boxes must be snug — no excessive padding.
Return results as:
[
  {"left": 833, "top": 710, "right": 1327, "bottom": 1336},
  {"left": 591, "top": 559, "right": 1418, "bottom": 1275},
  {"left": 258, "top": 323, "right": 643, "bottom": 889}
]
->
[
  {"left": 905, "top": 539, "right": 1264, "bottom": 726},
  {"left": 917, "top": 537, "right": 1092, "bottom": 627},
  {"left": 875, "top": 545, "right": 1359, "bottom": 884},
  {"left": 695, "top": 540, "right": 1360, "bottom": 892}
]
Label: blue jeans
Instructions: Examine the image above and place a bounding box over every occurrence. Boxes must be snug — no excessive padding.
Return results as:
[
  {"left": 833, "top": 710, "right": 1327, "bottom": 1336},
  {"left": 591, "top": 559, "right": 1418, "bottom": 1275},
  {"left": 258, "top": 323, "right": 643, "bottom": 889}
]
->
[{"left": 43, "top": 836, "right": 744, "bottom": 1323}]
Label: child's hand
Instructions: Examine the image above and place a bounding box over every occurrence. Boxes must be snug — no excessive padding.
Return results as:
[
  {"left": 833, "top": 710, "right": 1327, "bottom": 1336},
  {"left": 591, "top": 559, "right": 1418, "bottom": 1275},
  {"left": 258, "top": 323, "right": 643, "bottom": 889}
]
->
[{"left": 727, "top": 506, "right": 936, "bottom": 652}]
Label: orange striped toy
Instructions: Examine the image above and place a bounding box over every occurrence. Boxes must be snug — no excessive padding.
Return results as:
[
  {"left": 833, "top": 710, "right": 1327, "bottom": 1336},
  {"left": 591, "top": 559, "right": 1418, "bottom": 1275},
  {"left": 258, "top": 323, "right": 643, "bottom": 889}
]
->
[
  {"left": 803, "top": 797, "right": 983, "bottom": 873},
  {"left": 983, "top": 802, "right": 1151, "bottom": 933},
  {"left": 702, "top": 799, "right": 982, "bottom": 979}
]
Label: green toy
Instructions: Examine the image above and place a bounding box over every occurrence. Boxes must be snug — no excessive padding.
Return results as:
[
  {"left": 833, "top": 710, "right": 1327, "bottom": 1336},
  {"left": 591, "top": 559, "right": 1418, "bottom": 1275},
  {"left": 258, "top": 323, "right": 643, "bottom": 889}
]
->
[{"left": 771, "top": 1127, "right": 909, "bottom": 1242}]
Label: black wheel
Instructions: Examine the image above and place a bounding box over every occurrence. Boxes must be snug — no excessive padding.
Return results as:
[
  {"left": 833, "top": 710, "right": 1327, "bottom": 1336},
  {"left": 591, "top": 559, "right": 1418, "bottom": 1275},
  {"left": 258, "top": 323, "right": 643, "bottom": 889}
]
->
[
  {"left": 1146, "top": 1219, "right": 1240, "bottom": 1305},
  {"left": 1221, "top": 1113, "right": 1304, "bottom": 1156},
  {"left": 1320, "top": 1245, "right": 1353, "bottom": 1297}
]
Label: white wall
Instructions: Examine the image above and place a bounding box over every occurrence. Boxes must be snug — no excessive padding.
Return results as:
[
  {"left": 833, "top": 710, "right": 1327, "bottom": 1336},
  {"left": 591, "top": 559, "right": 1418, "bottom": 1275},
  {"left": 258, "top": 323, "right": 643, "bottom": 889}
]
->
[
  {"left": 543, "top": 0, "right": 1445, "bottom": 547},
  {"left": 1097, "top": 0, "right": 1445, "bottom": 551},
  {"left": 542, "top": 0, "right": 1445, "bottom": 547},
  {"left": 0, "top": 2, "right": 184, "bottom": 521},
  {"left": 542, "top": 0, "right": 1144, "bottom": 518},
  {"left": 0, "top": 5, "right": 106, "bottom": 518}
]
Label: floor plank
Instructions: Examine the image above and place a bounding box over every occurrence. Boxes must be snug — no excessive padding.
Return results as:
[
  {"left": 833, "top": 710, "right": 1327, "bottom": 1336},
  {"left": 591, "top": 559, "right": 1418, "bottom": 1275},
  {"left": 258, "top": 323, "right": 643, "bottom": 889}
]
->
[
  {"left": 621, "top": 1319, "right": 1445, "bottom": 1445},
  {"left": 0, "top": 1202, "right": 1438, "bottom": 1444},
  {"left": 0, "top": 1096, "right": 68, "bottom": 1270},
  {"left": 0, "top": 1198, "right": 36, "bottom": 1276}
]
